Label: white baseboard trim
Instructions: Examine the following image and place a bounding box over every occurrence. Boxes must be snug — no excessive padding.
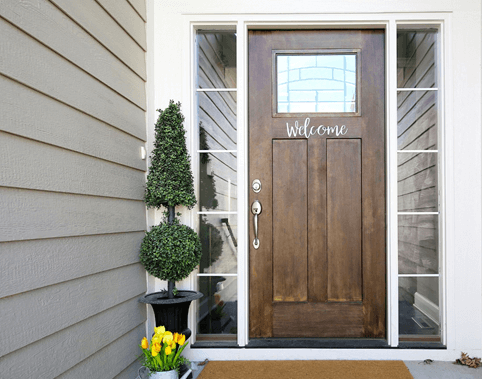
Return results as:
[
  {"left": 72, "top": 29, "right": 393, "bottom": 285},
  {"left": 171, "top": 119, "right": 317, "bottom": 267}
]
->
[{"left": 414, "top": 291, "right": 440, "bottom": 325}]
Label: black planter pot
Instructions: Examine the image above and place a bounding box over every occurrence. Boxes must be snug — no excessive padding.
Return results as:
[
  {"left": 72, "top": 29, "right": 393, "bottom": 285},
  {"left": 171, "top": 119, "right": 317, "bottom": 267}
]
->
[
  {"left": 140, "top": 290, "right": 203, "bottom": 379},
  {"left": 139, "top": 290, "right": 203, "bottom": 340}
]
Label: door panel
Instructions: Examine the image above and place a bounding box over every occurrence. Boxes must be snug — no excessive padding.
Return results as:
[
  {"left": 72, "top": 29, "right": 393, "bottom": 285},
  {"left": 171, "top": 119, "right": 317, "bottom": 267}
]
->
[
  {"left": 248, "top": 30, "right": 385, "bottom": 339},
  {"left": 272, "top": 139, "right": 308, "bottom": 302},
  {"left": 327, "top": 139, "right": 362, "bottom": 302}
]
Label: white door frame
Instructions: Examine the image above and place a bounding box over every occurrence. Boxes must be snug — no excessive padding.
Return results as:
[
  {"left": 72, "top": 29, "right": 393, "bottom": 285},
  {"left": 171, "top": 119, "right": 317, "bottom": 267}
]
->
[{"left": 176, "top": 12, "right": 454, "bottom": 360}]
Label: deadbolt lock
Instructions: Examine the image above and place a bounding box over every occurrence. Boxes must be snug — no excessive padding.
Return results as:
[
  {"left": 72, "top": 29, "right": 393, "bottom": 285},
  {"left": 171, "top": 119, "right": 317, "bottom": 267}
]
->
[{"left": 252, "top": 179, "right": 261, "bottom": 193}]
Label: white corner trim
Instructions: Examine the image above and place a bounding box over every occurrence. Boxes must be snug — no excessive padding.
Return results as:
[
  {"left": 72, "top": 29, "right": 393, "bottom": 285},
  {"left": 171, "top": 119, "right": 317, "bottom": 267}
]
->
[{"left": 414, "top": 292, "right": 440, "bottom": 325}]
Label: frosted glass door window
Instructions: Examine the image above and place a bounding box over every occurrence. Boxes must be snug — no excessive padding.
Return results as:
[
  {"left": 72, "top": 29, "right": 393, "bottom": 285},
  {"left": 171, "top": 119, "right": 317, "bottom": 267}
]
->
[{"left": 277, "top": 54, "right": 357, "bottom": 113}]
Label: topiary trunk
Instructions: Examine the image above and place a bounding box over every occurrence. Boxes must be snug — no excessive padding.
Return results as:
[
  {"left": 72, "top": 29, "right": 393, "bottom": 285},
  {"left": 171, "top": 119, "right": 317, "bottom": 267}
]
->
[{"left": 168, "top": 205, "right": 176, "bottom": 299}]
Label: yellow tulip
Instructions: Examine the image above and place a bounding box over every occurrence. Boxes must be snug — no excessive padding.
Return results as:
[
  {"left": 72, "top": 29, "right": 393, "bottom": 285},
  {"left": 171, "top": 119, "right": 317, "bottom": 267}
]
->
[
  {"left": 151, "top": 349, "right": 158, "bottom": 357},
  {"left": 152, "top": 342, "right": 161, "bottom": 353},
  {"left": 178, "top": 334, "right": 186, "bottom": 345},
  {"left": 154, "top": 326, "right": 166, "bottom": 336},
  {"left": 141, "top": 337, "right": 149, "bottom": 349},
  {"left": 165, "top": 345, "right": 172, "bottom": 355},
  {"left": 163, "top": 332, "right": 173, "bottom": 345},
  {"left": 173, "top": 332, "right": 180, "bottom": 343},
  {"left": 151, "top": 335, "right": 160, "bottom": 344}
]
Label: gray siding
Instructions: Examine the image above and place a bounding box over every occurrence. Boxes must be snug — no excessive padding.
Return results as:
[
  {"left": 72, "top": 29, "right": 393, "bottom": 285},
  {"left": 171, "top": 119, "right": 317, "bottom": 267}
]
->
[{"left": 0, "top": 0, "right": 147, "bottom": 377}]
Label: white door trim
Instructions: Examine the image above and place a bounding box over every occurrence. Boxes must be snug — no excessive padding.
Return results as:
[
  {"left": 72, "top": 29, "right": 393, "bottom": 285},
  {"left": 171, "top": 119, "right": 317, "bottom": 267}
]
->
[{"left": 178, "top": 12, "right": 453, "bottom": 359}]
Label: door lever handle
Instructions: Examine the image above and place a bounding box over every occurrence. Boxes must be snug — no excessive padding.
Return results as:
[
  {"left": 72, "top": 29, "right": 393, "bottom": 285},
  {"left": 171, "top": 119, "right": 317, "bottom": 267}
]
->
[{"left": 251, "top": 200, "right": 262, "bottom": 249}]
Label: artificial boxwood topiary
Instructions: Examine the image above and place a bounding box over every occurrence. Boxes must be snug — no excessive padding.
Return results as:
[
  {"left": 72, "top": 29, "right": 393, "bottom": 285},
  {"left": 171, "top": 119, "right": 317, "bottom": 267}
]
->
[
  {"left": 140, "top": 219, "right": 202, "bottom": 283},
  {"left": 141, "top": 100, "right": 201, "bottom": 299},
  {"left": 145, "top": 100, "right": 196, "bottom": 210}
]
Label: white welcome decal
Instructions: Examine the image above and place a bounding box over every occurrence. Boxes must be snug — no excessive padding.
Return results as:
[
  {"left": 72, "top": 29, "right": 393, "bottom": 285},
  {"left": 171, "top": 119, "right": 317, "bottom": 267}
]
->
[{"left": 286, "top": 118, "right": 348, "bottom": 138}]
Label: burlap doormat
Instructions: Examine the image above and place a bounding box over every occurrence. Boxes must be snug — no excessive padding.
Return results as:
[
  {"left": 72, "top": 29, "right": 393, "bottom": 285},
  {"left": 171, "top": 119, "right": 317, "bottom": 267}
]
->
[{"left": 197, "top": 360, "right": 413, "bottom": 379}]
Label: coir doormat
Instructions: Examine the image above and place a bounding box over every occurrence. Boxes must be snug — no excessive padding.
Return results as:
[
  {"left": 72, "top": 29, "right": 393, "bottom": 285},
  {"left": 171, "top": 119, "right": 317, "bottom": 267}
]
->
[{"left": 197, "top": 360, "right": 413, "bottom": 379}]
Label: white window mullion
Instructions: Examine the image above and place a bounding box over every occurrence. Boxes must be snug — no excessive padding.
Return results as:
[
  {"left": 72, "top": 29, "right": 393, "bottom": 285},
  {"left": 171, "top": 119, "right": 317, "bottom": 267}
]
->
[
  {"left": 387, "top": 17, "right": 399, "bottom": 348},
  {"left": 236, "top": 18, "right": 248, "bottom": 347}
]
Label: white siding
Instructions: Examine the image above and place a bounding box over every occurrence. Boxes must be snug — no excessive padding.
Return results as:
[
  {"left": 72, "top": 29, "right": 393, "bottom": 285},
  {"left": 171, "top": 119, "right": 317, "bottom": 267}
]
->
[{"left": 0, "top": 0, "right": 147, "bottom": 377}]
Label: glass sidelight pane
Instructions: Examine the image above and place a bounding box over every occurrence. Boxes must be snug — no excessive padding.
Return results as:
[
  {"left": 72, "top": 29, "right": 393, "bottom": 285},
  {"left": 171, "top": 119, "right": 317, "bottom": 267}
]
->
[
  {"left": 397, "top": 91, "right": 438, "bottom": 150},
  {"left": 277, "top": 54, "right": 356, "bottom": 113},
  {"left": 197, "top": 32, "right": 236, "bottom": 88},
  {"left": 398, "top": 215, "right": 438, "bottom": 275},
  {"left": 399, "top": 277, "right": 439, "bottom": 337},
  {"left": 397, "top": 29, "right": 438, "bottom": 89},
  {"left": 398, "top": 153, "right": 438, "bottom": 212},
  {"left": 199, "top": 152, "right": 237, "bottom": 212},
  {"left": 198, "top": 91, "right": 237, "bottom": 150},
  {"left": 198, "top": 214, "right": 237, "bottom": 274},
  {"left": 197, "top": 276, "right": 237, "bottom": 335}
]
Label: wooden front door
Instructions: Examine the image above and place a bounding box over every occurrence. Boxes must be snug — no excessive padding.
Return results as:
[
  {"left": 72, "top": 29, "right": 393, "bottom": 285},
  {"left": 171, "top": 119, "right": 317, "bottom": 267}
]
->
[{"left": 249, "top": 30, "right": 386, "bottom": 339}]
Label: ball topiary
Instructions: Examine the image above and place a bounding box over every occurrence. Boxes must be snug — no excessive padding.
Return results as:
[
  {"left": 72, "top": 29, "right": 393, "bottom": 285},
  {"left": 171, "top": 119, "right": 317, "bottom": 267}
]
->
[{"left": 140, "top": 219, "right": 202, "bottom": 283}]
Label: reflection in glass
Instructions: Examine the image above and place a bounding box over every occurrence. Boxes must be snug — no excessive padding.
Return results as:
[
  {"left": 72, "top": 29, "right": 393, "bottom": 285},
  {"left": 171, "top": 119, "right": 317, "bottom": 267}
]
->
[
  {"left": 398, "top": 215, "right": 438, "bottom": 275},
  {"left": 277, "top": 54, "right": 356, "bottom": 113},
  {"left": 199, "top": 151, "right": 237, "bottom": 212},
  {"left": 199, "top": 214, "right": 237, "bottom": 274},
  {"left": 198, "top": 92, "right": 237, "bottom": 150},
  {"left": 399, "top": 277, "right": 439, "bottom": 337},
  {"left": 398, "top": 153, "right": 438, "bottom": 212},
  {"left": 397, "top": 91, "right": 437, "bottom": 150},
  {"left": 197, "top": 32, "right": 236, "bottom": 88},
  {"left": 397, "top": 29, "right": 438, "bottom": 89},
  {"left": 197, "top": 276, "right": 237, "bottom": 335}
]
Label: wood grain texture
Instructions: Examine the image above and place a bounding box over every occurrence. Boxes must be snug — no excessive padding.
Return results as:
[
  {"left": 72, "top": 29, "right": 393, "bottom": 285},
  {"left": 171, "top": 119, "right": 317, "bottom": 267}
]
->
[
  {"left": 0, "top": 132, "right": 145, "bottom": 199},
  {"left": 0, "top": 0, "right": 146, "bottom": 109},
  {"left": 0, "top": 19, "right": 146, "bottom": 140},
  {"left": 0, "top": 298, "right": 146, "bottom": 378},
  {"left": 95, "top": 0, "right": 147, "bottom": 51},
  {"left": 58, "top": 324, "right": 144, "bottom": 379},
  {"left": 50, "top": 0, "right": 146, "bottom": 79},
  {"left": 0, "top": 77, "right": 146, "bottom": 170},
  {"left": 0, "top": 264, "right": 146, "bottom": 356},
  {"left": 360, "top": 30, "right": 386, "bottom": 337},
  {"left": 0, "top": 188, "right": 146, "bottom": 242},
  {"left": 249, "top": 30, "right": 273, "bottom": 338},
  {"left": 272, "top": 140, "right": 308, "bottom": 302},
  {"left": 308, "top": 137, "right": 327, "bottom": 302},
  {"left": 0, "top": 232, "right": 145, "bottom": 298},
  {"left": 273, "top": 302, "right": 363, "bottom": 338},
  {"left": 327, "top": 139, "right": 362, "bottom": 302},
  {"left": 249, "top": 29, "right": 385, "bottom": 339}
]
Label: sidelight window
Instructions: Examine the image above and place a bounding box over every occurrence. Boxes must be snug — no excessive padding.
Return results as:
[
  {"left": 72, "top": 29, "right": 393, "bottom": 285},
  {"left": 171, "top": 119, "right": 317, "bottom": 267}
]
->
[
  {"left": 195, "top": 30, "right": 238, "bottom": 342},
  {"left": 396, "top": 26, "right": 442, "bottom": 342}
]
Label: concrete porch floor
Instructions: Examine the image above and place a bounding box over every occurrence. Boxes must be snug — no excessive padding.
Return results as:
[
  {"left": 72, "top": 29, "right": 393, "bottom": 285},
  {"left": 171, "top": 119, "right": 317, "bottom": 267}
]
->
[{"left": 190, "top": 360, "right": 482, "bottom": 378}]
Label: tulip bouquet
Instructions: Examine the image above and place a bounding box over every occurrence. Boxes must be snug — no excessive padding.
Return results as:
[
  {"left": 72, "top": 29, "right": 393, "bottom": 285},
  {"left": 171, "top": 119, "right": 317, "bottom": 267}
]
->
[{"left": 139, "top": 326, "right": 189, "bottom": 373}]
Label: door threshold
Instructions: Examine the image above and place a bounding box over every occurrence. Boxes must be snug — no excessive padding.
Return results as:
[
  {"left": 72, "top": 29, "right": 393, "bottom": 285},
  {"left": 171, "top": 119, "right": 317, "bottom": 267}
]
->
[
  {"left": 191, "top": 338, "right": 446, "bottom": 349},
  {"left": 246, "top": 338, "right": 390, "bottom": 349}
]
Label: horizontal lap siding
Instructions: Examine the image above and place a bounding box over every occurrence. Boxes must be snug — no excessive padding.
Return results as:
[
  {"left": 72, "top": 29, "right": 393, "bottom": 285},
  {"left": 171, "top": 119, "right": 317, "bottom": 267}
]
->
[{"left": 0, "top": 1, "right": 147, "bottom": 378}]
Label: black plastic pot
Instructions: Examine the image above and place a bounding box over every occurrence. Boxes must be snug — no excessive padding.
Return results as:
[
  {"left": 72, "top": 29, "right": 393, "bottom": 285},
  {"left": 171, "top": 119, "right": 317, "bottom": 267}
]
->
[
  {"left": 140, "top": 290, "right": 203, "bottom": 379},
  {"left": 139, "top": 290, "right": 203, "bottom": 340}
]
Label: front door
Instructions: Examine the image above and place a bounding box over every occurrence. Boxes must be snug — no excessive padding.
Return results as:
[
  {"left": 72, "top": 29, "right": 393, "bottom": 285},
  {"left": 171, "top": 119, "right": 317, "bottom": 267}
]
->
[{"left": 248, "top": 30, "right": 386, "bottom": 339}]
